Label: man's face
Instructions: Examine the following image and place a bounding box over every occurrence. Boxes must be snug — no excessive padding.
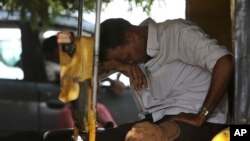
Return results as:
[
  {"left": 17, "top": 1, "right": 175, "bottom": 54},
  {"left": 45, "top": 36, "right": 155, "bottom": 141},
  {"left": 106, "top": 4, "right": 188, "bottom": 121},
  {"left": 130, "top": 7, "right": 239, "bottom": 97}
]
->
[{"left": 105, "top": 32, "right": 147, "bottom": 64}]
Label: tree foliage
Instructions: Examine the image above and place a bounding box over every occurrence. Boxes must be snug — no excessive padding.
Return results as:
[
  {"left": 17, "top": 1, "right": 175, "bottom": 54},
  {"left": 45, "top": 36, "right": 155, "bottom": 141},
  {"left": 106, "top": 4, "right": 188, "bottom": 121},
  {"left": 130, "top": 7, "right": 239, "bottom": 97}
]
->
[{"left": 0, "top": 0, "right": 155, "bottom": 30}]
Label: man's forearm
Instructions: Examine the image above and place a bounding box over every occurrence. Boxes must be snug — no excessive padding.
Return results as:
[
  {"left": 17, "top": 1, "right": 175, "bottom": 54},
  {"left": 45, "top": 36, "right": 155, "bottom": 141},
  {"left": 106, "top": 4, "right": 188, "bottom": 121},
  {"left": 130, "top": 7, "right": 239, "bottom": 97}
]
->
[{"left": 199, "top": 54, "right": 234, "bottom": 122}]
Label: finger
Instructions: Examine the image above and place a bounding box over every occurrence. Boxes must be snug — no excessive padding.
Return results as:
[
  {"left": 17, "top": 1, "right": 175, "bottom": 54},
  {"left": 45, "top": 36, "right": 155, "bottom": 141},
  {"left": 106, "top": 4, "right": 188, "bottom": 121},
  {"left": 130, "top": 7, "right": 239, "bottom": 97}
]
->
[
  {"left": 131, "top": 66, "right": 140, "bottom": 90},
  {"left": 129, "top": 66, "right": 136, "bottom": 90},
  {"left": 58, "top": 31, "right": 74, "bottom": 39},
  {"left": 136, "top": 67, "right": 148, "bottom": 89},
  {"left": 57, "top": 32, "right": 74, "bottom": 44},
  {"left": 134, "top": 67, "right": 143, "bottom": 90},
  {"left": 133, "top": 66, "right": 148, "bottom": 90}
]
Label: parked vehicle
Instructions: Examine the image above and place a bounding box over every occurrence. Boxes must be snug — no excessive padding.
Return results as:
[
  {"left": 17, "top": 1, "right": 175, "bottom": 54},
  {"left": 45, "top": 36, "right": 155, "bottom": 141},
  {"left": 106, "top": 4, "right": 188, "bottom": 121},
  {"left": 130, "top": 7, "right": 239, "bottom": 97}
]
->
[{"left": 0, "top": 10, "right": 139, "bottom": 137}]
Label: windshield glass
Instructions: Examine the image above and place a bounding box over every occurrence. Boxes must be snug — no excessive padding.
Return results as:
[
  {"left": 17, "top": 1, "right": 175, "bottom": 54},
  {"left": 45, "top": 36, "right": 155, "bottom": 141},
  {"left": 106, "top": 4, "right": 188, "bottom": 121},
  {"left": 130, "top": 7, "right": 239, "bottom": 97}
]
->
[{"left": 0, "top": 28, "right": 24, "bottom": 80}]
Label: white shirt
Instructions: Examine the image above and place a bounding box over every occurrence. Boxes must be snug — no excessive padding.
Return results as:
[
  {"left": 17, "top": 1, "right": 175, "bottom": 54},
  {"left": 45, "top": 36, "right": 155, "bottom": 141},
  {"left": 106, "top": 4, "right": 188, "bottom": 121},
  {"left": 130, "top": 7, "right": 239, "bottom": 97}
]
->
[
  {"left": 132, "top": 18, "right": 231, "bottom": 124},
  {"left": 45, "top": 60, "right": 60, "bottom": 82}
]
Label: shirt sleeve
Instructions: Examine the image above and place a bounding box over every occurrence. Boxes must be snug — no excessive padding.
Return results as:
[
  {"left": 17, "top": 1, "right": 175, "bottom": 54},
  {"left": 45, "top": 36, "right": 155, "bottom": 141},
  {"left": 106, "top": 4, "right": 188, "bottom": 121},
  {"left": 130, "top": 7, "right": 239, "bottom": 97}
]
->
[{"left": 178, "top": 24, "right": 232, "bottom": 72}]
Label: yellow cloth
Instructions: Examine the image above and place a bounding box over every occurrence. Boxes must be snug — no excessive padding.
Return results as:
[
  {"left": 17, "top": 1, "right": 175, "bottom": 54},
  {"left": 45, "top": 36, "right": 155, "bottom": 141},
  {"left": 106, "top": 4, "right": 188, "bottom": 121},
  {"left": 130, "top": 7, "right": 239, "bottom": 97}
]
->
[{"left": 58, "top": 36, "right": 94, "bottom": 102}]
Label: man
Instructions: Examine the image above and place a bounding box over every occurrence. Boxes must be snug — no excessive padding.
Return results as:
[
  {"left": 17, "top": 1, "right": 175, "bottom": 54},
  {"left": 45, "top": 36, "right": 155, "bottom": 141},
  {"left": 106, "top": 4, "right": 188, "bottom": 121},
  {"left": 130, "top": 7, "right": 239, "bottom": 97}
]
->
[
  {"left": 42, "top": 35, "right": 61, "bottom": 83},
  {"left": 58, "top": 17, "right": 234, "bottom": 141}
]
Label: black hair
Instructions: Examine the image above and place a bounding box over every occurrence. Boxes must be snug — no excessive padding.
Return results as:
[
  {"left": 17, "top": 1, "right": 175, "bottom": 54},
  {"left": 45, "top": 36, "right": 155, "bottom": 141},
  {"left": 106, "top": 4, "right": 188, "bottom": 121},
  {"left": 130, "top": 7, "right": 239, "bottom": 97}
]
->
[
  {"left": 42, "top": 35, "right": 58, "bottom": 59},
  {"left": 99, "top": 18, "right": 132, "bottom": 62}
]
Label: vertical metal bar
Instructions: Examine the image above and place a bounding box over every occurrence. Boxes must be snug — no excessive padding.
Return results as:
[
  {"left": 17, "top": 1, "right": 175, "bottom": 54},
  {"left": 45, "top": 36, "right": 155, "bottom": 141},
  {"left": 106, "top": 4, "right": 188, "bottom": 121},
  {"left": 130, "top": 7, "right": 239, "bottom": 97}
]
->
[
  {"left": 87, "top": 1, "right": 102, "bottom": 141},
  {"left": 233, "top": 0, "right": 250, "bottom": 124},
  {"left": 77, "top": 0, "right": 84, "bottom": 36},
  {"left": 93, "top": 0, "right": 102, "bottom": 114},
  {"left": 73, "top": 1, "right": 84, "bottom": 141}
]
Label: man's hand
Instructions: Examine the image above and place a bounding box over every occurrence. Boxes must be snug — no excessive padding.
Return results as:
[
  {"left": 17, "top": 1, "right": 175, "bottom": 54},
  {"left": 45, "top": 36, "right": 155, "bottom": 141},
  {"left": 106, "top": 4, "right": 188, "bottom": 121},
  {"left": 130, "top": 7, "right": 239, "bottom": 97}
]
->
[
  {"left": 57, "top": 32, "right": 74, "bottom": 44},
  {"left": 126, "top": 64, "right": 148, "bottom": 90},
  {"left": 99, "top": 60, "right": 147, "bottom": 90}
]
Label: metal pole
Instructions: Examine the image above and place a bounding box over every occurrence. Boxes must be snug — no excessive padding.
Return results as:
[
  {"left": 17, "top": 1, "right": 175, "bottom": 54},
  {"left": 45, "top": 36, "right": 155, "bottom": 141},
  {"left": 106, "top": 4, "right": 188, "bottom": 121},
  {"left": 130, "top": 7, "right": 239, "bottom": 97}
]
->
[
  {"left": 72, "top": 1, "right": 84, "bottom": 140},
  {"left": 93, "top": 0, "right": 102, "bottom": 115},
  {"left": 77, "top": 0, "right": 84, "bottom": 36},
  {"left": 233, "top": 0, "right": 250, "bottom": 124}
]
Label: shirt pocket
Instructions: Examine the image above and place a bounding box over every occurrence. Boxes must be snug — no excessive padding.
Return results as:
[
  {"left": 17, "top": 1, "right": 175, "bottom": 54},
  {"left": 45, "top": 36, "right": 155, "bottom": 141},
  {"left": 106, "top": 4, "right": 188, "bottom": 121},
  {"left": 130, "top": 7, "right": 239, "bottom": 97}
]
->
[{"left": 148, "top": 64, "right": 175, "bottom": 100}]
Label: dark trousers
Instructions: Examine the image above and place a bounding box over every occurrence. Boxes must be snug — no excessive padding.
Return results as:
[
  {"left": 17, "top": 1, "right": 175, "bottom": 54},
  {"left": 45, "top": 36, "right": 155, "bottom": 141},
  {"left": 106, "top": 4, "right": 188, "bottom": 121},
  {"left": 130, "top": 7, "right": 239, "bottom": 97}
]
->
[
  {"left": 43, "top": 115, "right": 227, "bottom": 141},
  {"left": 95, "top": 115, "right": 227, "bottom": 141}
]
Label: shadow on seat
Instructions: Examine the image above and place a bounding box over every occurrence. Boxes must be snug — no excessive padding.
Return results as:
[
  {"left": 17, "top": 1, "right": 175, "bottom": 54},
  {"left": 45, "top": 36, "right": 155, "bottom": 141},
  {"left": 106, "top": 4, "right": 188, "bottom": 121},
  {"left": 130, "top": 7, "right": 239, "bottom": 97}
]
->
[
  {"left": 0, "top": 131, "right": 43, "bottom": 141},
  {"left": 43, "top": 128, "right": 87, "bottom": 141},
  {"left": 43, "top": 128, "right": 106, "bottom": 141}
]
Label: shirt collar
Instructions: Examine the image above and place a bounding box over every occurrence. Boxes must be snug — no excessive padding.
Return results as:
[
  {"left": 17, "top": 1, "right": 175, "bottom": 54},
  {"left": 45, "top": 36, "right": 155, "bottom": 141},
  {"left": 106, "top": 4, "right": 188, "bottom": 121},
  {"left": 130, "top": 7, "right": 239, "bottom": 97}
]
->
[{"left": 140, "top": 18, "right": 159, "bottom": 58}]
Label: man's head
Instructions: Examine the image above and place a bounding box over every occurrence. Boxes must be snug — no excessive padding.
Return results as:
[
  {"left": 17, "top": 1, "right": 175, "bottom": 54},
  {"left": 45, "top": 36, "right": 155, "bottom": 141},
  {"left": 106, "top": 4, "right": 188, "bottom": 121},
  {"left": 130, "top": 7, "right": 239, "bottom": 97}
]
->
[
  {"left": 100, "top": 18, "right": 148, "bottom": 64},
  {"left": 42, "top": 35, "right": 59, "bottom": 63}
]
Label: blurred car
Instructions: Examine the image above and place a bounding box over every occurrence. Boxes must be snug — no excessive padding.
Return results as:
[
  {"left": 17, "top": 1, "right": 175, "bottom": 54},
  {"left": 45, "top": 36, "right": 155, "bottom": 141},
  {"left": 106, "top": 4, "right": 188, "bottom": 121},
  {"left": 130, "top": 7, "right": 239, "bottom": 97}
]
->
[
  {"left": 0, "top": 10, "right": 139, "bottom": 137},
  {"left": 0, "top": 10, "right": 93, "bottom": 136}
]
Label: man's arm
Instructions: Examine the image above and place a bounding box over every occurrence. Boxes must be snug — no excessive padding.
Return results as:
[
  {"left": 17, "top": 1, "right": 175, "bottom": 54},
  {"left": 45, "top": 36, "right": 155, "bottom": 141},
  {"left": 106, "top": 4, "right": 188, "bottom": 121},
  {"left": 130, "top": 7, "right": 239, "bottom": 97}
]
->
[
  {"left": 99, "top": 60, "right": 148, "bottom": 90},
  {"left": 197, "top": 54, "right": 234, "bottom": 124},
  {"left": 168, "top": 54, "right": 234, "bottom": 126}
]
